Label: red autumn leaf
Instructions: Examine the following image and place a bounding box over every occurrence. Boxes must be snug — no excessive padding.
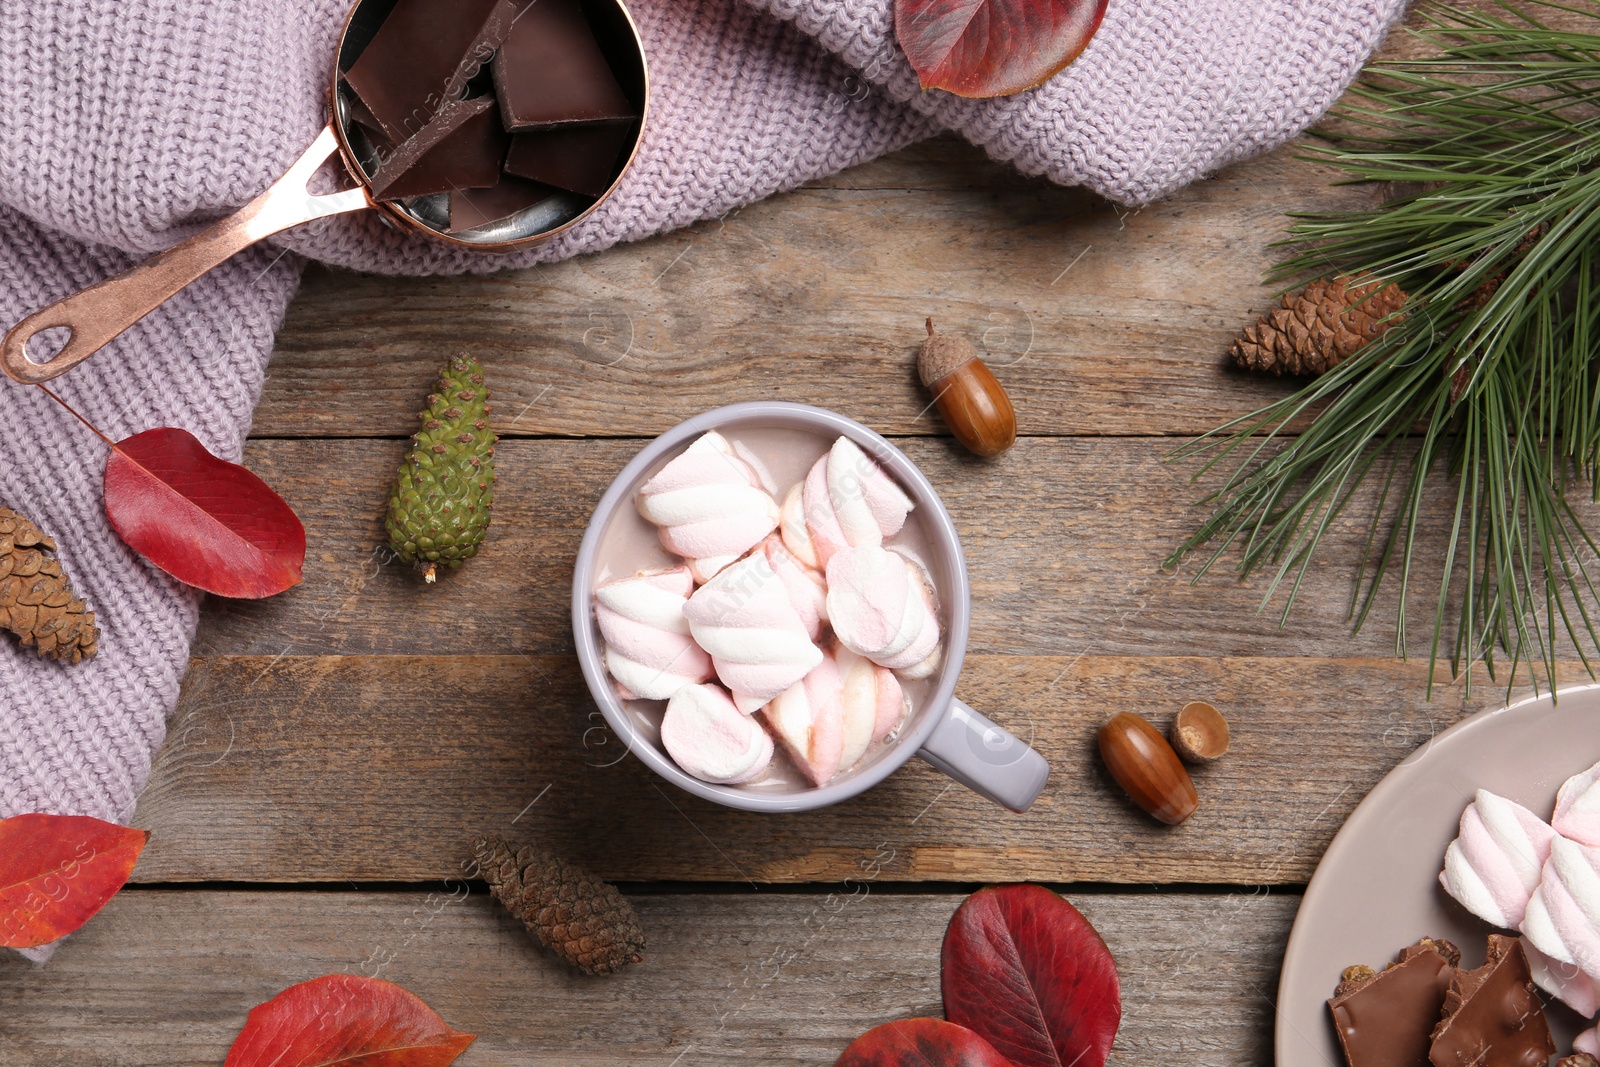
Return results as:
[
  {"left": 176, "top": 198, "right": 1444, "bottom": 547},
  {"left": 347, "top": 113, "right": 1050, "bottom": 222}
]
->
[
  {"left": 104, "top": 427, "right": 305, "bottom": 598},
  {"left": 894, "top": 0, "right": 1106, "bottom": 98},
  {"left": 0, "top": 813, "right": 149, "bottom": 948},
  {"left": 941, "top": 885, "right": 1120, "bottom": 1067},
  {"left": 836, "top": 1018, "right": 1015, "bottom": 1067},
  {"left": 224, "top": 974, "right": 475, "bottom": 1067}
]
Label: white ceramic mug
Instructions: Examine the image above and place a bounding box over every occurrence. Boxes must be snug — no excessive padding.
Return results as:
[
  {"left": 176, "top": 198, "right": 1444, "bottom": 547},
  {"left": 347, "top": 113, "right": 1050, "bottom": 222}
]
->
[{"left": 571, "top": 402, "right": 1050, "bottom": 812}]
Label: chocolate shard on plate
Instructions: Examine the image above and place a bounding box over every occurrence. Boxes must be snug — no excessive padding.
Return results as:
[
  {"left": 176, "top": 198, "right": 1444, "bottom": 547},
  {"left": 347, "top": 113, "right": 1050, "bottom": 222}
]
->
[
  {"left": 1428, "top": 935, "right": 1555, "bottom": 1067},
  {"left": 1328, "top": 938, "right": 1459, "bottom": 1067},
  {"left": 448, "top": 174, "right": 562, "bottom": 232},
  {"left": 369, "top": 96, "right": 507, "bottom": 201},
  {"left": 504, "top": 122, "right": 632, "bottom": 197},
  {"left": 345, "top": 0, "right": 522, "bottom": 143},
  {"left": 492, "top": 0, "right": 636, "bottom": 130}
]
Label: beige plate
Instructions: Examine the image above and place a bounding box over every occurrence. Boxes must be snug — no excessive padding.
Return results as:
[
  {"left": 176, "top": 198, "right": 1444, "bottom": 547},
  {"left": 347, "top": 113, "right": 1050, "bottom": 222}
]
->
[{"left": 1276, "top": 684, "right": 1600, "bottom": 1065}]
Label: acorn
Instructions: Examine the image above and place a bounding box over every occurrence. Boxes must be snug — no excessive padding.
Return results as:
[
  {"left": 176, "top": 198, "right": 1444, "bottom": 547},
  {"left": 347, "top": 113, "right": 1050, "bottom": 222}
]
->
[
  {"left": 1169, "top": 701, "right": 1230, "bottom": 764},
  {"left": 916, "top": 319, "right": 1017, "bottom": 456},
  {"left": 1097, "top": 711, "right": 1199, "bottom": 825}
]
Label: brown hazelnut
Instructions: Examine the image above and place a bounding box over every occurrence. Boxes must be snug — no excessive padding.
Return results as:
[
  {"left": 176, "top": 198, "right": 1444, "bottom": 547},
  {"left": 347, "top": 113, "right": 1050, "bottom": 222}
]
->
[
  {"left": 1097, "top": 711, "right": 1198, "bottom": 825},
  {"left": 1170, "top": 701, "right": 1230, "bottom": 764},
  {"left": 917, "top": 319, "right": 1016, "bottom": 457}
]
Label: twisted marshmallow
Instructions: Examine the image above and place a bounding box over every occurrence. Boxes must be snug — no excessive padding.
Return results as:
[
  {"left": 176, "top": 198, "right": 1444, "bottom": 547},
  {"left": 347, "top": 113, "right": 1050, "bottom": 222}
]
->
[
  {"left": 595, "top": 567, "right": 714, "bottom": 701},
  {"left": 758, "top": 534, "right": 827, "bottom": 641},
  {"left": 1556, "top": 759, "right": 1600, "bottom": 849},
  {"left": 637, "top": 431, "right": 780, "bottom": 582},
  {"left": 836, "top": 646, "right": 904, "bottom": 771},
  {"left": 1522, "top": 836, "right": 1600, "bottom": 977},
  {"left": 1578, "top": 1027, "right": 1600, "bottom": 1059},
  {"left": 661, "top": 683, "right": 774, "bottom": 785},
  {"left": 684, "top": 552, "right": 824, "bottom": 714},
  {"left": 825, "top": 545, "right": 941, "bottom": 678},
  {"left": 781, "top": 436, "right": 913, "bottom": 569},
  {"left": 764, "top": 652, "right": 846, "bottom": 786},
  {"left": 1439, "top": 789, "right": 1557, "bottom": 929},
  {"left": 1523, "top": 937, "right": 1600, "bottom": 1018}
]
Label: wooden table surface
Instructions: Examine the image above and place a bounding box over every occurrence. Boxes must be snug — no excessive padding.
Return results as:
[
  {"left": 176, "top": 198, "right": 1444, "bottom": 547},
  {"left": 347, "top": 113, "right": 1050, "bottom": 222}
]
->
[{"left": 3, "top": 12, "right": 1588, "bottom": 1063}]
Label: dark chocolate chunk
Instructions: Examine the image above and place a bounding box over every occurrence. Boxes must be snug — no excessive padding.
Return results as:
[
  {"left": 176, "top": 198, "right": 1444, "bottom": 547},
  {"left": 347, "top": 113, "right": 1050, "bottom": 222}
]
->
[
  {"left": 1428, "top": 935, "right": 1555, "bottom": 1067},
  {"left": 369, "top": 96, "right": 508, "bottom": 201},
  {"left": 492, "top": 0, "right": 636, "bottom": 130},
  {"left": 504, "top": 122, "right": 632, "bottom": 197},
  {"left": 448, "top": 175, "right": 562, "bottom": 232},
  {"left": 1328, "top": 939, "right": 1458, "bottom": 1067},
  {"left": 345, "top": 0, "right": 522, "bottom": 143}
]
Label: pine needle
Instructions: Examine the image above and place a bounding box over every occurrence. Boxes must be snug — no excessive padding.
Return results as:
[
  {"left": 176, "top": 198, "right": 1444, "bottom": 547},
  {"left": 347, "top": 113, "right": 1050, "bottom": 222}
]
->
[{"left": 1167, "top": 0, "right": 1600, "bottom": 696}]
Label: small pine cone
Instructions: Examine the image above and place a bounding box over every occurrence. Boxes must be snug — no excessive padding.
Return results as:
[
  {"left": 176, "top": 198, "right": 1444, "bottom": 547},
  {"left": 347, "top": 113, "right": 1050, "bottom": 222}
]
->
[
  {"left": 0, "top": 507, "right": 98, "bottom": 664},
  {"left": 476, "top": 836, "right": 644, "bottom": 976},
  {"left": 1231, "top": 274, "right": 1408, "bottom": 376}
]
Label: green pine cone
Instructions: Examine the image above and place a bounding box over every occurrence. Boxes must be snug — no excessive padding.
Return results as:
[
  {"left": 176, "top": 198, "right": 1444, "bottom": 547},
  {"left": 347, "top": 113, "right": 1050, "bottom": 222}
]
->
[{"left": 386, "top": 356, "right": 496, "bottom": 582}]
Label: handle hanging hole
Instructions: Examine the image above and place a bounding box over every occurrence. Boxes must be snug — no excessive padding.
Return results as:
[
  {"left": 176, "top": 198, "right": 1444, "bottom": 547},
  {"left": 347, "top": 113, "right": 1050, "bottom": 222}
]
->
[{"left": 24, "top": 326, "right": 73, "bottom": 366}]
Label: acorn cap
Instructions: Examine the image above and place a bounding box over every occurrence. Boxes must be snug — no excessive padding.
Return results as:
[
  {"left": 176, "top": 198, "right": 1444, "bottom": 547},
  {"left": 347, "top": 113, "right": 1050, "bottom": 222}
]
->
[{"left": 917, "top": 318, "right": 979, "bottom": 387}]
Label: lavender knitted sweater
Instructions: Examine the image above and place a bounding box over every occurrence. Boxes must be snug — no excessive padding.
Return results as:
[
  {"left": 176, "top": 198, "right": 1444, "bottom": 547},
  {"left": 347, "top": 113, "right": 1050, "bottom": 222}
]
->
[{"left": 0, "top": 0, "right": 1404, "bottom": 955}]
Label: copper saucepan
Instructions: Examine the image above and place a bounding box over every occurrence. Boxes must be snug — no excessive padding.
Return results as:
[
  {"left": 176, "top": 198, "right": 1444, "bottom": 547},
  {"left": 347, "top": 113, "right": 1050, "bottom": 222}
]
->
[{"left": 1, "top": 0, "right": 649, "bottom": 386}]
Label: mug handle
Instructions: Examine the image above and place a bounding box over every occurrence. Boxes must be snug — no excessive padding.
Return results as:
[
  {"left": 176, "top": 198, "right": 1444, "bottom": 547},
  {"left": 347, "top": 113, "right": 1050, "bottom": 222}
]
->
[
  {"left": 1, "top": 125, "right": 370, "bottom": 385},
  {"left": 917, "top": 699, "right": 1050, "bottom": 813}
]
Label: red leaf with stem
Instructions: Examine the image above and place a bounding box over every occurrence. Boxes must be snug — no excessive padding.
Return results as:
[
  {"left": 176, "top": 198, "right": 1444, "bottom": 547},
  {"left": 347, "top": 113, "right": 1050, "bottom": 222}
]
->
[
  {"left": 0, "top": 813, "right": 149, "bottom": 948},
  {"left": 894, "top": 0, "right": 1105, "bottom": 98},
  {"left": 836, "top": 1018, "right": 1016, "bottom": 1067},
  {"left": 224, "top": 974, "right": 475, "bottom": 1067},
  {"left": 941, "top": 885, "right": 1120, "bottom": 1067}
]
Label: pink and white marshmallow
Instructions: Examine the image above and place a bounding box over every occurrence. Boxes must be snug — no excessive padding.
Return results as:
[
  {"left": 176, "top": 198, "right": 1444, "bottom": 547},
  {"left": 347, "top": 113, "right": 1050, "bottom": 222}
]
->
[
  {"left": 1578, "top": 1027, "right": 1600, "bottom": 1059},
  {"left": 1522, "top": 936, "right": 1600, "bottom": 1018},
  {"left": 594, "top": 567, "right": 714, "bottom": 701},
  {"left": 1522, "top": 836, "right": 1600, "bottom": 977},
  {"left": 637, "top": 431, "right": 780, "bottom": 583},
  {"left": 781, "top": 437, "right": 914, "bottom": 569},
  {"left": 1556, "top": 758, "right": 1600, "bottom": 849},
  {"left": 836, "top": 646, "right": 905, "bottom": 770},
  {"left": 825, "top": 544, "right": 941, "bottom": 679},
  {"left": 683, "top": 553, "right": 824, "bottom": 715},
  {"left": 1439, "top": 789, "right": 1558, "bottom": 929},
  {"left": 757, "top": 535, "right": 828, "bottom": 641},
  {"left": 661, "top": 683, "right": 774, "bottom": 785},
  {"left": 764, "top": 653, "right": 847, "bottom": 786}
]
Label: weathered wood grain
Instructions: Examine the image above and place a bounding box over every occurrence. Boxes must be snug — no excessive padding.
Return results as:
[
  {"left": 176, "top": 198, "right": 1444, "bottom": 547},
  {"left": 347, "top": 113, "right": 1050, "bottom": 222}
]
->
[
  {"left": 192, "top": 436, "right": 1587, "bottom": 664},
  {"left": 255, "top": 140, "right": 1370, "bottom": 441},
  {"left": 0, "top": 889, "right": 1295, "bottom": 1066},
  {"left": 131, "top": 651, "right": 1558, "bottom": 885}
]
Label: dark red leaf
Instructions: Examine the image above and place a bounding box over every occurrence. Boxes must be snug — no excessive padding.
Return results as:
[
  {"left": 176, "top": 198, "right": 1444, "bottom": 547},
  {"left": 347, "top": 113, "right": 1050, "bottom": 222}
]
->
[
  {"left": 894, "top": 0, "right": 1106, "bottom": 98},
  {"left": 836, "top": 1018, "right": 1015, "bottom": 1067},
  {"left": 0, "top": 813, "right": 149, "bottom": 948},
  {"left": 224, "top": 974, "right": 475, "bottom": 1067},
  {"left": 104, "top": 427, "right": 305, "bottom": 598},
  {"left": 941, "top": 885, "right": 1120, "bottom": 1067}
]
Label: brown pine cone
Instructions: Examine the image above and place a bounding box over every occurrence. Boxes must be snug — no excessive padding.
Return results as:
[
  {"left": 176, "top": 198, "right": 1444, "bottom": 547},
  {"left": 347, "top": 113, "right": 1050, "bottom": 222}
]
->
[
  {"left": 1231, "top": 274, "right": 1408, "bottom": 376},
  {"left": 475, "top": 836, "right": 644, "bottom": 976},
  {"left": 0, "top": 507, "right": 98, "bottom": 664}
]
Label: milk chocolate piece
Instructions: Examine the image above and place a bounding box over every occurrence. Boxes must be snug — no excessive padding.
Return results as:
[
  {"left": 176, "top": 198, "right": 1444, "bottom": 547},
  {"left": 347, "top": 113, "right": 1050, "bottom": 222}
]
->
[
  {"left": 447, "top": 175, "right": 561, "bottom": 232},
  {"left": 345, "top": 0, "right": 522, "bottom": 143},
  {"left": 1561, "top": 1055, "right": 1600, "bottom": 1067},
  {"left": 504, "top": 122, "right": 632, "bottom": 197},
  {"left": 369, "top": 96, "right": 507, "bottom": 201},
  {"left": 1428, "top": 935, "right": 1555, "bottom": 1067},
  {"left": 1328, "top": 938, "right": 1459, "bottom": 1067},
  {"left": 492, "top": 0, "right": 635, "bottom": 129}
]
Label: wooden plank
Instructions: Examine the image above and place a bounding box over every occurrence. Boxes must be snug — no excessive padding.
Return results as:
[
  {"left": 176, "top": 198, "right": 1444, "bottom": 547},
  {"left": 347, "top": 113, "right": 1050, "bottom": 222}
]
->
[
  {"left": 0, "top": 889, "right": 1294, "bottom": 1065},
  {"left": 194, "top": 437, "right": 1533, "bottom": 662},
  {"left": 255, "top": 139, "right": 1373, "bottom": 441},
  {"left": 131, "top": 651, "right": 1540, "bottom": 885}
]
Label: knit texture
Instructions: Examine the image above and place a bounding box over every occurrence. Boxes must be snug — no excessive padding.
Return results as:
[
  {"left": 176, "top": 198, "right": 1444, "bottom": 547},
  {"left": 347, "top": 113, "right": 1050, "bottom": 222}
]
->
[{"left": 0, "top": 0, "right": 1404, "bottom": 962}]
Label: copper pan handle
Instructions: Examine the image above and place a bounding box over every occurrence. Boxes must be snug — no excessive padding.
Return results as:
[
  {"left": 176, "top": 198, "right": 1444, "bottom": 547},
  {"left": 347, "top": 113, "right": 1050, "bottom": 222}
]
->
[{"left": 2, "top": 125, "right": 370, "bottom": 385}]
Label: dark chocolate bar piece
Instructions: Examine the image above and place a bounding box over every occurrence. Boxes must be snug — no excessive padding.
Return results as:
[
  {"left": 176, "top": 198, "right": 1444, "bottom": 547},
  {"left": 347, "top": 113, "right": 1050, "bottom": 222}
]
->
[
  {"left": 492, "top": 0, "right": 635, "bottom": 130},
  {"left": 1428, "top": 935, "right": 1555, "bottom": 1067},
  {"left": 369, "top": 96, "right": 508, "bottom": 201},
  {"left": 448, "top": 175, "right": 562, "bottom": 232},
  {"left": 345, "top": 0, "right": 522, "bottom": 143},
  {"left": 1328, "top": 938, "right": 1459, "bottom": 1067},
  {"left": 504, "top": 122, "right": 632, "bottom": 197}
]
